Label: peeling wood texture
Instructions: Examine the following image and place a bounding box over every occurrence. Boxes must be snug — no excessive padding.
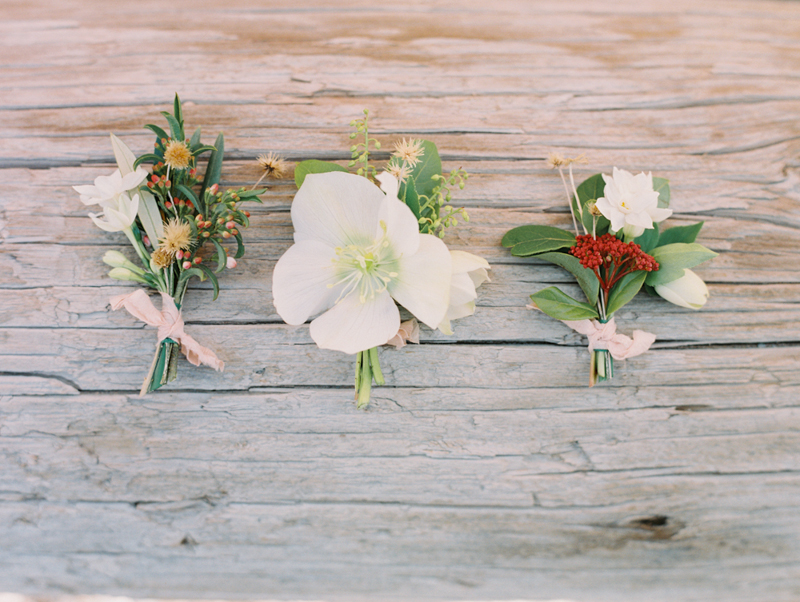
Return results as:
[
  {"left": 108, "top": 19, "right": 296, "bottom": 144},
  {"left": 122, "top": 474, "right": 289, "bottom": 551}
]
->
[{"left": 1, "top": 0, "right": 800, "bottom": 601}]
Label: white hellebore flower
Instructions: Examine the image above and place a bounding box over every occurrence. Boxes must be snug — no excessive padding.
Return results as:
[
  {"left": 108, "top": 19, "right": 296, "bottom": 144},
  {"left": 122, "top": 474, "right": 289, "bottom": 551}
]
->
[
  {"left": 595, "top": 167, "right": 672, "bottom": 239},
  {"left": 88, "top": 192, "right": 140, "bottom": 233},
  {"left": 654, "top": 268, "right": 709, "bottom": 309},
  {"left": 272, "top": 171, "right": 452, "bottom": 354},
  {"left": 438, "top": 251, "right": 491, "bottom": 335},
  {"left": 73, "top": 168, "right": 148, "bottom": 207}
]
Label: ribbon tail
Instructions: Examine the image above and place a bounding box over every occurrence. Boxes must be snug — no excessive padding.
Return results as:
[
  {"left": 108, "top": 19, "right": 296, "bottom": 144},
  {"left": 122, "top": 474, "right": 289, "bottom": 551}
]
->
[
  {"left": 110, "top": 289, "right": 165, "bottom": 327},
  {"left": 176, "top": 332, "right": 225, "bottom": 372},
  {"left": 608, "top": 330, "right": 656, "bottom": 360}
]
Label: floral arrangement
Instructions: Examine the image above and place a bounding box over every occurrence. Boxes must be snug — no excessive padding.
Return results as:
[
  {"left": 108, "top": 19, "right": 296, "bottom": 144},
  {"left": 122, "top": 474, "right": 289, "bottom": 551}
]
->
[
  {"left": 272, "top": 110, "right": 490, "bottom": 407},
  {"left": 503, "top": 155, "right": 717, "bottom": 385},
  {"left": 74, "top": 95, "right": 268, "bottom": 394}
]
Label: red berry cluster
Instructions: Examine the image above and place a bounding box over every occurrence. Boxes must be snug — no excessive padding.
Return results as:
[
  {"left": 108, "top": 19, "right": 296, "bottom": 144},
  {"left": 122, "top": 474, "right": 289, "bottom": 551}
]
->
[{"left": 570, "top": 233, "right": 659, "bottom": 293}]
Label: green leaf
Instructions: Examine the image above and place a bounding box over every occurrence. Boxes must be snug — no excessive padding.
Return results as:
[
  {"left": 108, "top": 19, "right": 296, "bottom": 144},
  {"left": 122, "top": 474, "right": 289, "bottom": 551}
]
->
[
  {"left": 173, "top": 94, "right": 183, "bottom": 130},
  {"left": 653, "top": 177, "right": 670, "bottom": 208},
  {"left": 236, "top": 189, "right": 266, "bottom": 200},
  {"left": 198, "top": 265, "right": 220, "bottom": 300},
  {"left": 537, "top": 252, "right": 599, "bottom": 305},
  {"left": 606, "top": 271, "right": 646, "bottom": 316},
  {"left": 406, "top": 140, "right": 442, "bottom": 201},
  {"left": 633, "top": 223, "right": 659, "bottom": 253},
  {"left": 189, "top": 127, "right": 202, "bottom": 150},
  {"left": 200, "top": 133, "right": 224, "bottom": 201},
  {"left": 176, "top": 184, "right": 199, "bottom": 206},
  {"left": 161, "top": 112, "right": 183, "bottom": 141},
  {"left": 399, "top": 176, "right": 421, "bottom": 219},
  {"left": 574, "top": 173, "right": 610, "bottom": 235},
  {"left": 530, "top": 287, "right": 599, "bottom": 321},
  {"left": 133, "top": 153, "right": 163, "bottom": 169},
  {"left": 191, "top": 144, "right": 217, "bottom": 156},
  {"left": 208, "top": 237, "right": 227, "bottom": 273},
  {"left": 144, "top": 123, "right": 169, "bottom": 142},
  {"left": 233, "top": 231, "right": 245, "bottom": 258},
  {"left": 657, "top": 221, "right": 704, "bottom": 246},
  {"left": 502, "top": 225, "right": 576, "bottom": 256},
  {"left": 294, "top": 159, "right": 348, "bottom": 188},
  {"left": 177, "top": 267, "right": 206, "bottom": 290},
  {"left": 646, "top": 243, "right": 718, "bottom": 286}
]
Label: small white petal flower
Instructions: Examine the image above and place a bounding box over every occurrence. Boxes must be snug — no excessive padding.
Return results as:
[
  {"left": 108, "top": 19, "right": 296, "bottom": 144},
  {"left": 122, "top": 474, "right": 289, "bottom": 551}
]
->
[
  {"left": 73, "top": 168, "right": 148, "bottom": 207},
  {"left": 595, "top": 167, "right": 672, "bottom": 238},
  {"left": 438, "top": 251, "right": 491, "bottom": 335},
  {"left": 272, "top": 171, "right": 452, "bottom": 354},
  {"left": 88, "top": 192, "right": 140, "bottom": 233},
  {"left": 655, "top": 268, "right": 709, "bottom": 309}
]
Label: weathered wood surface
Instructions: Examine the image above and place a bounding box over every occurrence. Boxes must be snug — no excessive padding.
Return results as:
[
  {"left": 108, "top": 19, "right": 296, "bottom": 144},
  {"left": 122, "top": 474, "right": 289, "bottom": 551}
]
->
[{"left": 2, "top": 0, "right": 800, "bottom": 600}]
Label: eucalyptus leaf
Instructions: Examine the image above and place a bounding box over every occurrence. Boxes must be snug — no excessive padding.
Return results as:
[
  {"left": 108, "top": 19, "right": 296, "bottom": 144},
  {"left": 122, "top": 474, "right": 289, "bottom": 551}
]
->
[
  {"left": 502, "top": 225, "right": 576, "bottom": 256},
  {"left": 406, "top": 140, "right": 442, "bottom": 200},
  {"left": 294, "top": 160, "right": 348, "bottom": 188},
  {"left": 606, "top": 271, "right": 646, "bottom": 316},
  {"left": 399, "top": 175, "right": 421, "bottom": 219},
  {"left": 646, "top": 243, "right": 718, "bottom": 286},
  {"left": 529, "top": 287, "right": 599, "bottom": 321},
  {"left": 658, "top": 221, "right": 704, "bottom": 246},
  {"left": 537, "top": 252, "right": 599, "bottom": 305}
]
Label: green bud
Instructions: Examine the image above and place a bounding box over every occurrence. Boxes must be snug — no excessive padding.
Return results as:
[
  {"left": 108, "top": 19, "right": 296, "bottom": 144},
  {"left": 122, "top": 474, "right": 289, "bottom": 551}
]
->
[
  {"left": 108, "top": 267, "right": 148, "bottom": 284},
  {"left": 103, "top": 250, "right": 144, "bottom": 275},
  {"left": 374, "top": 141, "right": 381, "bottom": 149}
]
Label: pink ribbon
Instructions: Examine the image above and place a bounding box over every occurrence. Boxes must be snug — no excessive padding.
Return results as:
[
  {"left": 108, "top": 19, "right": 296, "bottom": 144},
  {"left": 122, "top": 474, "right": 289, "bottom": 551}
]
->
[
  {"left": 561, "top": 317, "right": 655, "bottom": 360},
  {"left": 110, "top": 289, "right": 224, "bottom": 371},
  {"left": 384, "top": 319, "right": 420, "bottom": 349}
]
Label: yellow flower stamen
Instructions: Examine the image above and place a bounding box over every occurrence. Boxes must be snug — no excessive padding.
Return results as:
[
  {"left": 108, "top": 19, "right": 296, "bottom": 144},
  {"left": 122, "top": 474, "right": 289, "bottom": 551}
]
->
[
  {"left": 159, "top": 217, "right": 193, "bottom": 254},
  {"left": 392, "top": 138, "right": 424, "bottom": 168},
  {"left": 163, "top": 140, "right": 192, "bottom": 170}
]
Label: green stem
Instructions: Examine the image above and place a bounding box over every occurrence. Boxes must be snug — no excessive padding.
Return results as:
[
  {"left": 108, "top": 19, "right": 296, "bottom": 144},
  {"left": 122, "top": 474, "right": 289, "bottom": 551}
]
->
[
  {"left": 368, "top": 347, "right": 384, "bottom": 385},
  {"left": 357, "top": 352, "right": 373, "bottom": 409}
]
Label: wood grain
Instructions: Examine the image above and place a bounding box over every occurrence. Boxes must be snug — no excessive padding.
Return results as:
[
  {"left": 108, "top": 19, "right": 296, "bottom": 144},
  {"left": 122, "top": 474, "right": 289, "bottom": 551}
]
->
[{"left": 1, "top": 0, "right": 800, "bottom": 600}]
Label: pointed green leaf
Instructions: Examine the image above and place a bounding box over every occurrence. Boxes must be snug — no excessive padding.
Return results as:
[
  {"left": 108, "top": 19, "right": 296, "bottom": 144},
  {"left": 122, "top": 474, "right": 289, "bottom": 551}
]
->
[
  {"left": 574, "top": 173, "right": 610, "bottom": 235},
  {"left": 144, "top": 123, "right": 169, "bottom": 142},
  {"left": 502, "top": 225, "right": 576, "bottom": 256},
  {"left": 198, "top": 264, "right": 220, "bottom": 300},
  {"left": 657, "top": 221, "right": 704, "bottom": 246},
  {"left": 294, "top": 160, "right": 348, "bottom": 188},
  {"left": 191, "top": 144, "right": 217, "bottom": 156},
  {"left": 233, "top": 231, "right": 245, "bottom": 258},
  {"left": 537, "top": 252, "right": 599, "bottom": 304},
  {"left": 653, "top": 177, "right": 670, "bottom": 208},
  {"left": 200, "top": 133, "right": 224, "bottom": 201},
  {"left": 173, "top": 94, "right": 183, "bottom": 129},
  {"left": 646, "top": 243, "right": 718, "bottom": 286},
  {"left": 175, "top": 184, "right": 199, "bottom": 207},
  {"left": 530, "top": 287, "right": 599, "bottom": 321},
  {"left": 161, "top": 112, "right": 183, "bottom": 141},
  {"left": 189, "top": 127, "right": 202, "bottom": 149},
  {"left": 606, "top": 271, "right": 646, "bottom": 316},
  {"left": 177, "top": 267, "right": 206, "bottom": 290},
  {"left": 208, "top": 237, "right": 227, "bottom": 273},
  {"left": 133, "top": 153, "right": 163, "bottom": 169}
]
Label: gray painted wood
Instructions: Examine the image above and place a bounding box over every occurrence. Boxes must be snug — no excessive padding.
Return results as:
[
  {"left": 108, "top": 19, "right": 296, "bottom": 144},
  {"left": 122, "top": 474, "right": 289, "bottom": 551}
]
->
[{"left": 1, "top": 0, "right": 800, "bottom": 600}]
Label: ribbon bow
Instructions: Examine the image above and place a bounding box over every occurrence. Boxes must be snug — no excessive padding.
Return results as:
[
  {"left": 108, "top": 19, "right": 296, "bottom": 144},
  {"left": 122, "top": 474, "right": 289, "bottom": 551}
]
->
[
  {"left": 110, "top": 289, "right": 225, "bottom": 371},
  {"left": 561, "top": 317, "right": 655, "bottom": 360},
  {"left": 384, "top": 319, "right": 420, "bottom": 349}
]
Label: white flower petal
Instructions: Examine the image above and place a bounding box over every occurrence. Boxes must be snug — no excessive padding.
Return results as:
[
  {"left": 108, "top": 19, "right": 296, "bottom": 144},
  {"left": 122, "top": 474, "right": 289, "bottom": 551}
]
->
[
  {"left": 595, "top": 197, "right": 625, "bottom": 232},
  {"left": 375, "top": 171, "right": 400, "bottom": 200},
  {"left": 377, "top": 191, "right": 420, "bottom": 258},
  {"left": 120, "top": 167, "right": 148, "bottom": 191},
  {"left": 272, "top": 240, "right": 340, "bottom": 325},
  {"left": 450, "top": 250, "right": 490, "bottom": 274},
  {"left": 625, "top": 209, "right": 653, "bottom": 230},
  {"left": 310, "top": 290, "right": 400, "bottom": 354},
  {"left": 655, "top": 269, "right": 709, "bottom": 309},
  {"left": 449, "top": 271, "right": 478, "bottom": 307},
  {"left": 468, "top": 268, "right": 490, "bottom": 288},
  {"left": 388, "top": 234, "right": 452, "bottom": 329},
  {"left": 648, "top": 206, "right": 673, "bottom": 224},
  {"left": 292, "top": 171, "right": 383, "bottom": 248}
]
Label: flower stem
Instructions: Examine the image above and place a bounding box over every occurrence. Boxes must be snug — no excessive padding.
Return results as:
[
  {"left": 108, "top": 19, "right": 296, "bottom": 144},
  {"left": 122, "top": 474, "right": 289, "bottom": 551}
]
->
[
  {"left": 356, "top": 351, "right": 373, "bottom": 409},
  {"left": 368, "top": 347, "right": 385, "bottom": 385},
  {"left": 558, "top": 167, "right": 580, "bottom": 237}
]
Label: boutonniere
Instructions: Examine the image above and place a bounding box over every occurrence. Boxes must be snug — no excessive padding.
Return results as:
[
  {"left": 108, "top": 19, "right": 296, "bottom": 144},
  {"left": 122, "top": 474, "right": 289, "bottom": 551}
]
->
[
  {"left": 75, "top": 95, "right": 274, "bottom": 393},
  {"left": 273, "top": 110, "right": 490, "bottom": 407},
  {"left": 503, "top": 154, "right": 716, "bottom": 385}
]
